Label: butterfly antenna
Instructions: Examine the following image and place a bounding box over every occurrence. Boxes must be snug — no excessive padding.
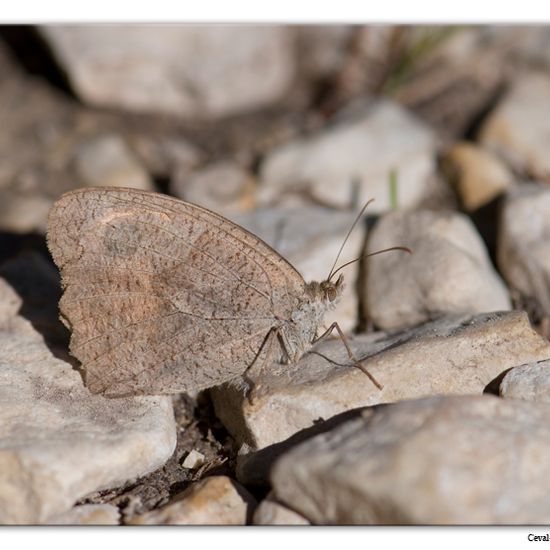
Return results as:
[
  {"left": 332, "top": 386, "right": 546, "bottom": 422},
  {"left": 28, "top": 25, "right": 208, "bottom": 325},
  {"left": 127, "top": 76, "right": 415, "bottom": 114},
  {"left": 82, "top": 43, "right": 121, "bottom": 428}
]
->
[
  {"left": 329, "top": 246, "right": 412, "bottom": 281},
  {"left": 327, "top": 198, "right": 375, "bottom": 281}
]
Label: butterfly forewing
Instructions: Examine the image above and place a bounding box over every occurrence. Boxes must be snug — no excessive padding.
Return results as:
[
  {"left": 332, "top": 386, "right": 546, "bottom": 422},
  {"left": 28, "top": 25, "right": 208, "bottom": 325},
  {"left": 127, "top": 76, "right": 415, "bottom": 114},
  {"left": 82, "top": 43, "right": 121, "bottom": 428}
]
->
[{"left": 47, "top": 187, "right": 306, "bottom": 396}]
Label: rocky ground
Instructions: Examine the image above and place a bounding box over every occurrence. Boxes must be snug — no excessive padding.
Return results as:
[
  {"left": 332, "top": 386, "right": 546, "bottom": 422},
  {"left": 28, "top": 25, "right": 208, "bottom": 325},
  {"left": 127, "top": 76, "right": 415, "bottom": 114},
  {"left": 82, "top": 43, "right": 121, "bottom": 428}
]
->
[{"left": 2, "top": 25, "right": 550, "bottom": 525}]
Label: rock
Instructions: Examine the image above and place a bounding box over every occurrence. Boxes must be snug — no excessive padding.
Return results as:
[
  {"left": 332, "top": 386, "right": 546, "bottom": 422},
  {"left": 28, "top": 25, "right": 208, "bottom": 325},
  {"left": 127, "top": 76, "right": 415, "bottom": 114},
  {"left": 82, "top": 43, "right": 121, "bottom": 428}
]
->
[
  {"left": 231, "top": 206, "right": 365, "bottom": 333},
  {"left": 171, "top": 161, "right": 256, "bottom": 216},
  {"left": 497, "top": 184, "right": 550, "bottom": 316},
  {"left": 130, "top": 134, "right": 202, "bottom": 177},
  {"left": 0, "top": 191, "right": 54, "bottom": 234},
  {"left": 500, "top": 360, "right": 550, "bottom": 403},
  {"left": 258, "top": 100, "right": 438, "bottom": 212},
  {"left": 211, "top": 311, "right": 549, "bottom": 450},
  {"left": 480, "top": 73, "right": 550, "bottom": 179},
  {"left": 45, "top": 504, "right": 120, "bottom": 525},
  {"left": 181, "top": 450, "right": 206, "bottom": 470},
  {"left": 393, "top": 27, "right": 505, "bottom": 137},
  {"left": 41, "top": 26, "right": 295, "bottom": 119},
  {"left": 235, "top": 409, "right": 362, "bottom": 487},
  {"left": 271, "top": 394, "right": 550, "bottom": 524},
  {"left": 0, "top": 277, "right": 22, "bottom": 324},
  {"left": 128, "top": 476, "right": 255, "bottom": 525},
  {"left": 0, "top": 251, "right": 68, "bottom": 358},
  {"left": 253, "top": 495, "right": 310, "bottom": 525},
  {"left": 440, "top": 141, "right": 514, "bottom": 211},
  {"left": 296, "top": 26, "right": 353, "bottom": 80},
  {"left": 0, "top": 279, "right": 176, "bottom": 524},
  {"left": 72, "top": 134, "right": 153, "bottom": 191},
  {"left": 364, "top": 209, "right": 511, "bottom": 331}
]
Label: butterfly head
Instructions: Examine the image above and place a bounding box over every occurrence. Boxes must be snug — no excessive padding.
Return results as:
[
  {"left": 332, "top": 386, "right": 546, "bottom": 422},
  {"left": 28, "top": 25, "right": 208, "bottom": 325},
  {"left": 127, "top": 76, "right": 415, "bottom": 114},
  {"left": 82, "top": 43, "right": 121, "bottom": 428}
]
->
[{"left": 320, "top": 274, "right": 344, "bottom": 303}]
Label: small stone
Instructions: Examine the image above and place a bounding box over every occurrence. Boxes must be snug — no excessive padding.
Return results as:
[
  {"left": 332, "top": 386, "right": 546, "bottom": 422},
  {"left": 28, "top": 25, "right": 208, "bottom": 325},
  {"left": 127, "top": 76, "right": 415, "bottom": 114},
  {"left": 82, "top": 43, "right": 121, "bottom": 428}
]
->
[
  {"left": 0, "top": 279, "right": 176, "bottom": 524},
  {"left": 253, "top": 495, "right": 310, "bottom": 525},
  {"left": 171, "top": 161, "right": 255, "bottom": 216},
  {"left": 393, "top": 28, "right": 505, "bottom": 137},
  {"left": 41, "top": 26, "right": 295, "bottom": 119},
  {"left": 500, "top": 360, "right": 550, "bottom": 403},
  {"left": 364, "top": 209, "right": 511, "bottom": 331},
  {"left": 211, "top": 311, "right": 549, "bottom": 450},
  {"left": 231, "top": 206, "right": 365, "bottom": 333},
  {"left": 181, "top": 450, "right": 206, "bottom": 470},
  {"left": 128, "top": 476, "right": 255, "bottom": 525},
  {"left": 72, "top": 134, "right": 153, "bottom": 191},
  {"left": 296, "top": 26, "right": 353, "bottom": 79},
  {"left": 130, "top": 135, "right": 203, "bottom": 178},
  {"left": 497, "top": 183, "right": 550, "bottom": 316},
  {"left": 440, "top": 141, "right": 514, "bottom": 211},
  {"left": 45, "top": 504, "right": 120, "bottom": 525},
  {"left": 0, "top": 278, "right": 22, "bottom": 325},
  {"left": 271, "top": 394, "right": 550, "bottom": 524},
  {"left": 259, "top": 100, "right": 438, "bottom": 212},
  {"left": 480, "top": 72, "right": 550, "bottom": 179},
  {"left": 0, "top": 191, "right": 54, "bottom": 233}
]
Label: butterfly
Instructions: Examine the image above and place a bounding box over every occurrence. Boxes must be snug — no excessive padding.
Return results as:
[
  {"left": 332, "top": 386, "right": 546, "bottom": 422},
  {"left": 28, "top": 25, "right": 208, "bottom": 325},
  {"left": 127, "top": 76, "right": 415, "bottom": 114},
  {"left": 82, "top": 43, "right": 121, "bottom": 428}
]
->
[{"left": 47, "top": 187, "right": 409, "bottom": 397}]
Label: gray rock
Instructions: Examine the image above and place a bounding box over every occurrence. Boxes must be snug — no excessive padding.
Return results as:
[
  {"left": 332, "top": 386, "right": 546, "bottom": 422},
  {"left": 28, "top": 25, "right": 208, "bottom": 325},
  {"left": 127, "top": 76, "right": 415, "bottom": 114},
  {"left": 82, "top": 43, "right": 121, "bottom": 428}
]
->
[
  {"left": 392, "top": 27, "right": 505, "bottom": 137},
  {"left": 0, "top": 278, "right": 22, "bottom": 324},
  {"left": 271, "top": 394, "right": 550, "bottom": 524},
  {"left": 171, "top": 161, "right": 256, "bottom": 216},
  {"left": 440, "top": 141, "right": 514, "bottom": 211},
  {"left": 497, "top": 184, "right": 550, "bottom": 316},
  {"left": 253, "top": 495, "right": 310, "bottom": 525},
  {"left": 500, "top": 359, "right": 550, "bottom": 403},
  {"left": 45, "top": 504, "right": 120, "bottom": 525},
  {"left": 296, "top": 26, "right": 353, "bottom": 79},
  {"left": 259, "top": 100, "right": 438, "bottom": 211},
  {"left": 0, "top": 191, "right": 54, "bottom": 234},
  {"left": 0, "top": 279, "right": 176, "bottom": 524},
  {"left": 364, "top": 209, "right": 511, "bottom": 331},
  {"left": 130, "top": 134, "right": 203, "bottom": 179},
  {"left": 211, "top": 311, "right": 549, "bottom": 450},
  {"left": 41, "top": 26, "right": 295, "bottom": 119},
  {"left": 480, "top": 73, "right": 550, "bottom": 179},
  {"left": 128, "top": 476, "right": 255, "bottom": 525},
  {"left": 231, "top": 206, "right": 365, "bottom": 333},
  {"left": 72, "top": 134, "right": 153, "bottom": 191}
]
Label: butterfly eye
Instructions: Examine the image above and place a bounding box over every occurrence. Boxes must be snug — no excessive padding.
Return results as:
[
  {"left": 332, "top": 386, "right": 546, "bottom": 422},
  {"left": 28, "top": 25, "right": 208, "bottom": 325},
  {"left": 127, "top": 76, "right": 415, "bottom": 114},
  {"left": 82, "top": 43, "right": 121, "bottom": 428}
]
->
[{"left": 327, "top": 287, "right": 337, "bottom": 302}]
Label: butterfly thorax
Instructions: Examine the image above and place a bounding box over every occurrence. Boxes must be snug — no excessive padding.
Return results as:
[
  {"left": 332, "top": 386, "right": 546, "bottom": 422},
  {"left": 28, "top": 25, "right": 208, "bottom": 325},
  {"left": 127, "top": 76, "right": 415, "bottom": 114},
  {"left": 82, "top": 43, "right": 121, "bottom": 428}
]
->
[{"left": 278, "top": 275, "right": 344, "bottom": 363}]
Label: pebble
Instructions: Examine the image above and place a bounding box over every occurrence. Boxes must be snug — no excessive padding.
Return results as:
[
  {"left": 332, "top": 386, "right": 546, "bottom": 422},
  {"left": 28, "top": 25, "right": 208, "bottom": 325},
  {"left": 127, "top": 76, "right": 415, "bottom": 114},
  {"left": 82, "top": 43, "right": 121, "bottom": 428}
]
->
[
  {"left": 497, "top": 183, "right": 550, "bottom": 316},
  {"left": 364, "top": 209, "right": 511, "bottom": 331},
  {"left": 130, "top": 134, "right": 203, "bottom": 179},
  {"left": 72, "top": 134, "right": 153, "bottom": 191},
  {"left": 45, "top": 504, "right": 120, "bottom": 525},
  {"left": 211, "top": 311, "right": 549, "bottom": 450},
  {"left": 171, "top": 161, "right": 255, "bottom": 216},
  {"left": 181, "top": 450, "right": 206, "bottom": 470},
  {"left": 480, "top": 72, "right": 550, "bottom": 179},
  {"left": 500, "top": 359, "right": 550, "bottom": 403},
  {"left": 0, "top": 191, "right": 55, "bottom": 234},
  {"left": 128, "top": 476, "right": 255, "bottom": 525},
  {"left": 271, "top": 394, "right": 550, "bottom": 524},
  {"left": 259, "top": 100, "right": 438, "bottom": 211},
  {"left": 0, "top": 279, "right": 176, "bottom": 524},
  {"left": 440, "top": 141, "right": 514, "bottom": 211},
  {"left": 41, "top": 26, "right": 295, "bottom": 119},
  {"left": 253, "top": 495, "right": 310, "bottom": 525}
]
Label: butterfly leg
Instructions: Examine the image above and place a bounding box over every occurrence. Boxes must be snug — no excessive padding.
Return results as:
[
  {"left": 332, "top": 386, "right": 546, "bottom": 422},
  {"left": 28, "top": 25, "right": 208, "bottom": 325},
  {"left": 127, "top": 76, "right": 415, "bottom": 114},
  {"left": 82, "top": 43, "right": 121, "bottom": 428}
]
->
[
  {"left": 313, "top": 322, "right": 383, "bottom": 390},
  {"left": 241, "top": 327, "right": 279, "bottom": 403}
]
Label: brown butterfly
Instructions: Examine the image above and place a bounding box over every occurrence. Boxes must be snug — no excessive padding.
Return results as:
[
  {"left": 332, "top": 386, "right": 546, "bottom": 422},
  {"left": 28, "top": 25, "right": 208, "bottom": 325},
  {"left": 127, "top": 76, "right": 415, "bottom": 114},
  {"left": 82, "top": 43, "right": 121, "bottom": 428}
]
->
[{"left": 47, "top": 187, "right": 409, "bottom": 397}]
